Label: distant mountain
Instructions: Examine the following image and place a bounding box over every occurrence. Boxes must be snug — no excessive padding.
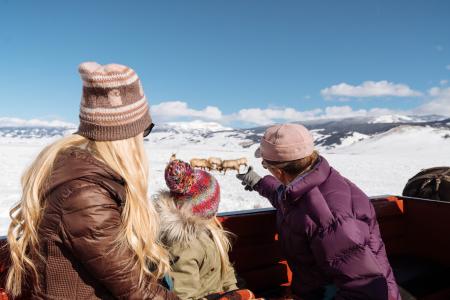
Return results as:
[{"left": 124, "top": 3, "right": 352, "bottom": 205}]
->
[
  {"left": 1, "top": 115, "right": 450, "bottom": 150},
  {"left": 298, "top": 115, "right": 450, "bottom": 148},
  {"left": 0, "top": 117, "right": 76, "bottom": 139},
  {"left": 367, "top": 114, "right": 445, "bottom": 124},
  {"left": 0, "top": 127, "right": 75, "bottom": 139},
  {"left": 155, "top": 120, "right": 232, "bottom": 134}
]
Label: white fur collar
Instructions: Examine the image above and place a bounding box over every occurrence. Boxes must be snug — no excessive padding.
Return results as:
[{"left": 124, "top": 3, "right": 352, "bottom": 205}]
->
[{"left": 155, "top": 191, "right": 210, "bottom": 247}]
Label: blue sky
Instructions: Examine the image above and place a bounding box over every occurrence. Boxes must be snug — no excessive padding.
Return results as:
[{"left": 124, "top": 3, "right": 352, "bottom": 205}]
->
[{"left": 1, "top": 0, "right": 450, "bottom": 127}]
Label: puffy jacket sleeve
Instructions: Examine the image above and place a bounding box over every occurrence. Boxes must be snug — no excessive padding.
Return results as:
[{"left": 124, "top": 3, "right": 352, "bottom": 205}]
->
[
  {"left": 169, "top": 242, "right": 203, "bottom": 300},
  {"left": 60, "top": 184, "right": 178, "bottom": 300},
  {"left": 309, "top": 214, "right": 389, "bottom": 300},
  {"left": 253, "top": 175, "right": 282, "bottom": 209}
]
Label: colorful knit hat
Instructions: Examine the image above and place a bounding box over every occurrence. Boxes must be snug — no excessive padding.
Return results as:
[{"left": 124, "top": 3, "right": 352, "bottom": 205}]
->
[
  {"left": 77, "top": 62, "right": 152, "bottom": 141},
  {"left": 164, "top": 159, "right": 220, "bottom": 219}
]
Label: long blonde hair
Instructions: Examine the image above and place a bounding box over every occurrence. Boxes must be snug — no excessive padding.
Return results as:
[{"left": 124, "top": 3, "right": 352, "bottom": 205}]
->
[
  {"left": 207, "top": 217, "right": 233, "bottom": 278},
  {"left": 6, "top": 133, "right": 170, "bottom": 296}
]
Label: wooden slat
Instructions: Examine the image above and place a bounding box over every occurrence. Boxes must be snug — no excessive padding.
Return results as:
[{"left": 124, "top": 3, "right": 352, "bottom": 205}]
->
[
  {"left": 0, "top": 239, "right": 8, "bottom": 292},
  {"left": 237, "top": 263, "right": 289, "bottom": 292},
  {"left": 0, "top": 239, "right": 9, "bottom": 300},
  {"left": 230, "top": 241, "right": 284, "bottom": 273},
  {"left": 422, "top": 288, "right": 450, "bottom": 300},
  {"left": 220, "top": 210, "right": 287, "bottom": 293},
  {"left": 403, "top": 198, "right": 450, "bottom": 266},
  {"left": 372, "top": 198, "right": 404, "bottom": 218}
]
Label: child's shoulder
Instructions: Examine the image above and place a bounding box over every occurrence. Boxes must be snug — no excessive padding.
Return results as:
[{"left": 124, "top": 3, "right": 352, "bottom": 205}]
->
[{"left": 170, "top": 235, "right": 207, "bottom": 259}]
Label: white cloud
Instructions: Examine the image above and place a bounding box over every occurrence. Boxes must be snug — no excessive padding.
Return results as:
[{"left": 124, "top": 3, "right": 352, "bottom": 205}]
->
[
  {"left": 446, "top": 65, "right": 450, "bottom": 70},
  {"left": 231, "top": 106, "right": 399, "bottom": 126},
  {"left": 322, "top": 106, "right": 400, "bottom": 120},
  {"left": 0, "top": 117, "right": 76, "bottom": 128},
  {"left": 414, "top": 87, "right": 450, "bottom": 116},
  {"left": 151, "top": 101, "right": 222, "bottom": 121},
  {"left": 440, "top": 79, "right": 448, "bottom": 86},
  {"left": 148, "top": 100, "right": 403, "bottom": 126},
  {"left": 321, "top": 81, "right": 422, "bottom": 99},
  {"left": 1, "top": 104, "right": 403, "bottom": 129},
  {"left": 323, "top": 106, "right": 366, "bottom": 118},
  {"left": 233, "top": 107, "right": 322, "bottom": 126}
]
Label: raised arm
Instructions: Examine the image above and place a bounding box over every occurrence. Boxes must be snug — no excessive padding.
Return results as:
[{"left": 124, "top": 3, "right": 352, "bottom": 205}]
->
[
  {"left": 253, "top": 175, "right": 282, "bottom": 209},
  {"left": 236, "top": 167, "right": 282, "bottom": 209}
]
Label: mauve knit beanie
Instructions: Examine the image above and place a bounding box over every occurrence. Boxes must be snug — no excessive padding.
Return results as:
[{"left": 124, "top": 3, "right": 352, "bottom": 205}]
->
[{"left": 77, "top": 62, "right": 152, "bottom": 141}]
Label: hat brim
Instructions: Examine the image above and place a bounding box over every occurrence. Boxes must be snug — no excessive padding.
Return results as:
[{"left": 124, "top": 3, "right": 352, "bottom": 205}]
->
[{"left": 254, "top": 147, "right": 262, "bottom": 158}]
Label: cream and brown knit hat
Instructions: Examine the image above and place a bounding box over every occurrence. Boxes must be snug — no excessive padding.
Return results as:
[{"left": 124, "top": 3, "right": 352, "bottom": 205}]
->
[{"left": 77, "top": 62, "right": 152, "bottom": 141}]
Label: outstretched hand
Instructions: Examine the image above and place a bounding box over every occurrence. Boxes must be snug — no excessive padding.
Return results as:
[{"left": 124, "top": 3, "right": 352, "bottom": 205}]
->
[{"left": 236, "top": 166, "right": 262, "bottom": 191}]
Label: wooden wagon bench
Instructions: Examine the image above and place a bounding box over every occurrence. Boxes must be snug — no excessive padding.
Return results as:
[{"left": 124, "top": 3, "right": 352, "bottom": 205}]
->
[{"left": 1, "top": 196, "right": 450, "bottom": 299}]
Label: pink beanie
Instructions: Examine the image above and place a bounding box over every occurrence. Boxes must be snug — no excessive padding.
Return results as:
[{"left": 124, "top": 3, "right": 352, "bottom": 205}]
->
[
  {"left": 255, "top": 123, "right": 314, "bottom": 162},
  {"left": 77, "top": 62, "right": 152, "bottom": 141}
]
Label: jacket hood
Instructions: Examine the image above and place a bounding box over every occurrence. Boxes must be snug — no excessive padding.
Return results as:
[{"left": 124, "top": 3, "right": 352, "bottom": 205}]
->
[
  {"left": 155, "top": 191, "right": 211, "bottom": 247},
  {"left": 44, "top": 147, "right": 126, "bottom": 203}
]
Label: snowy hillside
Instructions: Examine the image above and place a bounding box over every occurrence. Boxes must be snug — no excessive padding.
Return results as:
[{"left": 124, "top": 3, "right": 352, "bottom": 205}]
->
[
  {"left": 1, "top": 116, "right": 450, "bottom": 235},
  {"left": 367, "top": 114, "right": 445, "bottom": 124}
]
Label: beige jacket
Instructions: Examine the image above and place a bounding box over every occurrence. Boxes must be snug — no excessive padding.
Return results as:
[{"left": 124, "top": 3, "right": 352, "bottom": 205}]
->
[{"left": 155, "top": 193, "right": 238, "bottom": 300}]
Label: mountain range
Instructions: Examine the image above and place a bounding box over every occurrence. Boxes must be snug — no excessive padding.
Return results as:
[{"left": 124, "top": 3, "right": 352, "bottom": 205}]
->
[{"left": 1, "top": 115, "right": 449, "bottom": 150}]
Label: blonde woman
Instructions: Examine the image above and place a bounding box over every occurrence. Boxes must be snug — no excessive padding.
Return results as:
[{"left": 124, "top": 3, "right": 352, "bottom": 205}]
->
[
  {"left": 6, "top": 62, "right": 179, "bottom": 299},
  {"left": 155, "top": 159, "right": 257, "bottom": 300}
]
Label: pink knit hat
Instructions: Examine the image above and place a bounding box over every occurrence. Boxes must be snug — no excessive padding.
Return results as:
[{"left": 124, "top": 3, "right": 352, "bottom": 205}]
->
[
  {"left": 255, "top": 123, "right": 314, "bottom": 162},
  {"left": 77, "top": 62, "right": 152, "bottom": 141},
  {"left": 164, "top": 159, "right": 220, "bottom": 219}
]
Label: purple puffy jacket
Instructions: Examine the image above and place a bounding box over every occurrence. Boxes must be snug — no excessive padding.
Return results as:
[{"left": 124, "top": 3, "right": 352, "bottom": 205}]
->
[{"left": 254, "top": 156, "right": 400, "bottom": 300}]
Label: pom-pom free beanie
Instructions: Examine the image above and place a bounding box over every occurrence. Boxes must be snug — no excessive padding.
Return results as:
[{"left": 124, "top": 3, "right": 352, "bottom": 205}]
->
[{"left": 77, "top": 61, "right": 152, "bottom": 141}]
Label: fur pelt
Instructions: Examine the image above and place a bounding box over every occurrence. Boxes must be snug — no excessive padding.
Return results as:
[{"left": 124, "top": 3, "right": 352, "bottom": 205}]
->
[{"left": 155, "top": 191, "right": 212, "bottom": 247}]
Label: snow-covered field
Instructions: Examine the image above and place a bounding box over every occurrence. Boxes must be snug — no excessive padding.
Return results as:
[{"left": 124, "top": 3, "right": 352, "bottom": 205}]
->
[{"left": 1, "top": 125, "right": 450, "bottom": 235}]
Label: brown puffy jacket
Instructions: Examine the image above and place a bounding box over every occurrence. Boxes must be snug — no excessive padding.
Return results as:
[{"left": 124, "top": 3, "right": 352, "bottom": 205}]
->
[{"left": 31, "top": 147, "right": 178, "bottom": 299}]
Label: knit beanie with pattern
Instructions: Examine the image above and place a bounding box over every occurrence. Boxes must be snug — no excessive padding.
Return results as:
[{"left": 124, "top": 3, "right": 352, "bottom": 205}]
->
[
  {"left": 77, "top": 61, "right": 152, "bottom": 141},
  {"left": 164, "top": 159, "right": 220, "bottom": 219}
]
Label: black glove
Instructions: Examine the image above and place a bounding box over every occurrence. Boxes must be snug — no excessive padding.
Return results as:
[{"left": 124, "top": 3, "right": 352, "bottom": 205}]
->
[{"left": 236, "top": 166, "right": 262, "bottom": 191}]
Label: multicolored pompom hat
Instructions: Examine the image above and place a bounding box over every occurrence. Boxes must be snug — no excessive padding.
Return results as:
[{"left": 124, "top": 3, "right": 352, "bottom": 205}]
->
[{"left": 164, "top": 159, "right": 220, "bottom": 219}]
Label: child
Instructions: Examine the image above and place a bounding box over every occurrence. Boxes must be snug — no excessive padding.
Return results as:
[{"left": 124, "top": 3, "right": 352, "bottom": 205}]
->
[
  {"left": 156, "top": 159, "right": 257, "bottom": 300},
  {"left": 236, "top": 124, "right": 400, "bottom": 300}
]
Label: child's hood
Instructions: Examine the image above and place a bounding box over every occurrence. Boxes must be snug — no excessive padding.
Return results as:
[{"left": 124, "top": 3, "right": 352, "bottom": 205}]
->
[{"left": 155, "top": 191, "right": 211, "bottom": 247}]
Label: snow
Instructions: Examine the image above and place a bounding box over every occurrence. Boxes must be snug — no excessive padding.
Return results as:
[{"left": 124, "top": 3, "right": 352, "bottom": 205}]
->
[
  {"left": 368, "top": 114, "right": 446, "bottom": 124},
  {"left": 1, "top": 125, "right": 450, "bottom": 235},
  {"left": 337, "top": 132, "right": 370, "bottom": 148},
  {"left": 369, "top": 114, "right": 415, "bottom": 123}
]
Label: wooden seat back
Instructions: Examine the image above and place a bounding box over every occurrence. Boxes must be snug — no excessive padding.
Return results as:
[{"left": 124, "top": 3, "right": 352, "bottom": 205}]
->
[{"left": 1, "top": 196, "right": 450, "bottom": 299}]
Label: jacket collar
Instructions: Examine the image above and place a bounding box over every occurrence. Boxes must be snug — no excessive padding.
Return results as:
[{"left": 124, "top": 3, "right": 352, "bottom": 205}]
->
[
  {"left": 155, "top": 191, "right": 211, "bottom": 247},
  {"left": 44, "top": 147, "right": 126, "bottom": 204},
  {"left": 283, "top": 156, "right": 331, "bottom": 204}
]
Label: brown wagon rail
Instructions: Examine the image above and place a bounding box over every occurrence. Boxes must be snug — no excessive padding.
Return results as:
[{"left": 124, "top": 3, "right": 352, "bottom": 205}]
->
[{"left": 1, "top": 195, "right": 450, "bottom": 299}]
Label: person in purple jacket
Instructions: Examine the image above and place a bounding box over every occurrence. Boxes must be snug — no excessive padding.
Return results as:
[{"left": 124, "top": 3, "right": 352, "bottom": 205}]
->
[{"left": 236, "top": 123, "right": 400, "bottom": 300}]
